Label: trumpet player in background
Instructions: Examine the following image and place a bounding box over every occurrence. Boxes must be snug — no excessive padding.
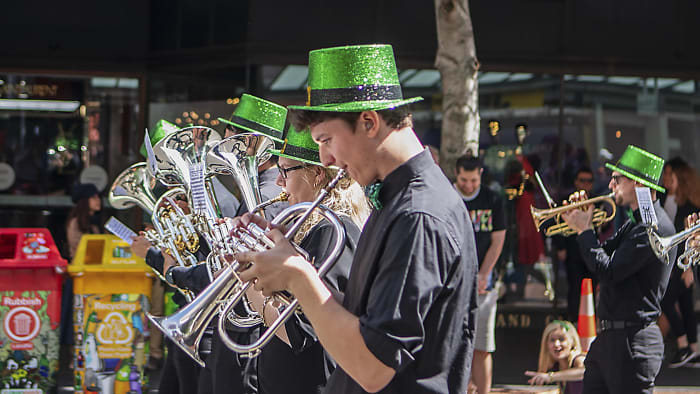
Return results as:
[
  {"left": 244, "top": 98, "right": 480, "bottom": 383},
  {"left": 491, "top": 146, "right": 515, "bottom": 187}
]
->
[
  {"left": 553, "top": 167, "right": 600, "bottom": 323},
  {"left": 560, "top": 145, "right": 675, "bottom": 394},
  {"left": 243, "top": 125, "right": 369, "bottom": 394},
  {"left": 233, "top": 44, "right": 478, "bottom": 393}
]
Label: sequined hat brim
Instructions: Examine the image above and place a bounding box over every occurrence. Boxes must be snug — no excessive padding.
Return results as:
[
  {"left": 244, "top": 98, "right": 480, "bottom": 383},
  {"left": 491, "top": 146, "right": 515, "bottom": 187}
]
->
[{"left": 289, "top": 97, "right": 423, "bottom": 113}]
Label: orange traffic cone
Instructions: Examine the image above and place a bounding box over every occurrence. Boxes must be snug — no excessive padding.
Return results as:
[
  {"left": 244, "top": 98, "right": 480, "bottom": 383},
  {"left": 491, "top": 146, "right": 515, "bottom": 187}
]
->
[{"left": 578, "top": 278, "right": 596, "bottom": 352}]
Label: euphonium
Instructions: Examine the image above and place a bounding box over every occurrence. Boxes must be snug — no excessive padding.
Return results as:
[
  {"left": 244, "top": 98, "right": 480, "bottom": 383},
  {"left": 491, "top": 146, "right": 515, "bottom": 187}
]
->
[
  {"left": 530, "top": 172, "right": 616, "bottom": 237},
  {"left": 217, "top": 170, "right": 347, "bottom": 358},
  {"left": 109, "top": 162, "right": 157, "bottom": 214}
]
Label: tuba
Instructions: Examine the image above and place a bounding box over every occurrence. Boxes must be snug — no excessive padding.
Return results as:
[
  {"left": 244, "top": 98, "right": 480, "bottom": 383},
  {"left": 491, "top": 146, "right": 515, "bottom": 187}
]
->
[{"left": 530, "top": 172, "right": 616, "bottom": 237}]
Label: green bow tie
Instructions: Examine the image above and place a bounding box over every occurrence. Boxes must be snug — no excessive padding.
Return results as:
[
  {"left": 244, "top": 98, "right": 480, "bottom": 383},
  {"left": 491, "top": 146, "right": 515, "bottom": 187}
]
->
[
  {"left": 625, "top": 208, "right": 637, "bottom": 224},
  {"left": 365, "top": 182, "right": 383, "bottom": 210}
]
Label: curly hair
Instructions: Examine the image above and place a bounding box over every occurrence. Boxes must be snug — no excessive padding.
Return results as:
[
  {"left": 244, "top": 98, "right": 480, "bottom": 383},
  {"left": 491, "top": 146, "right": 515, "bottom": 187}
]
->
[{"left": 293, "top": 166, "right": 371, "bottom": 244}]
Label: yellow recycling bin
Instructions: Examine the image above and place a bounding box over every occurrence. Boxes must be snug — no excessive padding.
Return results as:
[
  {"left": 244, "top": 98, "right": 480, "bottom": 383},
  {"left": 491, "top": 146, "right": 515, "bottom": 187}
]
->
[{"left": 68, "top": 234, "right": 153, "bottom": 394}]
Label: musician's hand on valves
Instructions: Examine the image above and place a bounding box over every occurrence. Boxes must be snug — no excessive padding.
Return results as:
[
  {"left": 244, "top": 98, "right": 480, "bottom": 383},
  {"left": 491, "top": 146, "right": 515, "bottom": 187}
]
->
[
  {"left": 686, "top": 212, "right": 700, "bottom": 250},
  {"left": 560, "top": 190, "right": 594, "bottom": 235},
  {"left": 236, "top": 229, "right": 313, "bottom": 297},
  {"left": 131, "top": 232, "right": 152, "bottom": 259}
]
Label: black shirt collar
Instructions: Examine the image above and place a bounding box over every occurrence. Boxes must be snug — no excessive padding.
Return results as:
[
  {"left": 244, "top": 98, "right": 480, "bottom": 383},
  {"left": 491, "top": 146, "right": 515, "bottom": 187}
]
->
[{"left": 378, "top": 150, "right": 433, "bottom": 207}]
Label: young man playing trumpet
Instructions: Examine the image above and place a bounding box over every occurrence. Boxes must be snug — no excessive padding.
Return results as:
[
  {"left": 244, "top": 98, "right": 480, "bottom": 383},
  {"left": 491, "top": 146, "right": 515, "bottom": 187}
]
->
[
  {"left": 234, "top": 44, "right": 478, "bottom": 393},
  {"left": 560, "top": 145, "right": 675, "bottom": 393}
]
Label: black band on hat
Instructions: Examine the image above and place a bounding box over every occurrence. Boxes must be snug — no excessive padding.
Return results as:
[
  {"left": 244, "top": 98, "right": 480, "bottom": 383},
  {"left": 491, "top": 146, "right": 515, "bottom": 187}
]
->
[
  {"left": 281, "top": 144, "right": 320, "bottom": 163},
  {"left": 615, "top": 163, "right": 662, "bottom": 186},
  {"left": 310, "top": 84, "right": 403, "bottom": 106},
  {"left": 228, "top": 115, "right": 283, "bottom": 140}
]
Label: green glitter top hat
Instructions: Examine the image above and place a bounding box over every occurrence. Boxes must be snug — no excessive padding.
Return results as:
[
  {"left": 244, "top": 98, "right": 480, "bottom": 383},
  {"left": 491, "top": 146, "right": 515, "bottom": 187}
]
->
[
  {"left": 140, "top": 119, "right": 179, "bottom": 158},
  {"left": 288, "top": 44, "right": 423, "bottom": 112},
  {"left": 218, "top": 94, "right": 286, "bottom": 142},
  {"left": 605, "top": 145, "right": 665, "bottom": 193},
  {"left": 271, "top": 124, "right": 321, "bottom": 166}
]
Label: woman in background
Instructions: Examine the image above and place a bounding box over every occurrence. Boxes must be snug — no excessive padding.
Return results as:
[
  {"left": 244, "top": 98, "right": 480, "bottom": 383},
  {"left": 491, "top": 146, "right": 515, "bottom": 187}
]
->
[{"left": 525, "top": 320, "right": 585, "bottom": 394}]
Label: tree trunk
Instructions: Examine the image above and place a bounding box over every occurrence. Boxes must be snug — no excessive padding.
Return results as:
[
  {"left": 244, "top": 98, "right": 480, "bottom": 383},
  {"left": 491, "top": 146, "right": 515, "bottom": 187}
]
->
[{"left": 434, "top": 0, "right": 479, "bottom": 178}]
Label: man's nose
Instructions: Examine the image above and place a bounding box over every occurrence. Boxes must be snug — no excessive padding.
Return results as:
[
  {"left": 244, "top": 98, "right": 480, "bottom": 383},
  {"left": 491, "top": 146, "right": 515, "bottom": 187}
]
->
[{"left": 319, "top": 147, "right": 335, "bottom": 167}]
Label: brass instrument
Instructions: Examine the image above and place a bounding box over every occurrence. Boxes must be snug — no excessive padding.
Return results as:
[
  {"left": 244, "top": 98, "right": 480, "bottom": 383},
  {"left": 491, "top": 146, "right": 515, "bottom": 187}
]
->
[
  {"left": 530, "top": 172, "right": 616, "bottom": 237},
  {"left": 648, "top": 221, "right": 700, "bottom": 266},
  {"left": 146, "top": 171, "right": 346, "bottom": 364},
  {"left": 217, "top": 169, "right": 347, "bottom": 357},
  {"left": 109, "top": 162, "right": 157, "bottom": 214}
]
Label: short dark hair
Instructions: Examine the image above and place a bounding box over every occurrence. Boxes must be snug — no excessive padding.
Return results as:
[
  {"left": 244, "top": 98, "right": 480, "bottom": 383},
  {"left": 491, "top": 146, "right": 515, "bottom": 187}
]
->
[
  {"left": 290, "top": 106, "right": 413, "bottom": 132},
  {"left": 456, "top": 156, "right": 482, "bottom": 173},
  {"left": 575, "top": 166, "right": 593, "bottom": 179}
]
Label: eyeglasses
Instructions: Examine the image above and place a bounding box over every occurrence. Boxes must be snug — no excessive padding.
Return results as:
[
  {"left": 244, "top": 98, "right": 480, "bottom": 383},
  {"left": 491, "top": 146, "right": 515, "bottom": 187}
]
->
[
  {"left": 576, "top": 177, "right": 594, "bottom": 184},
  {"left": 610, "top": 175, "right": 626, "bottom": 185},
  {"left": 278, "top": 164, "right": 307, "bottom": 180}
]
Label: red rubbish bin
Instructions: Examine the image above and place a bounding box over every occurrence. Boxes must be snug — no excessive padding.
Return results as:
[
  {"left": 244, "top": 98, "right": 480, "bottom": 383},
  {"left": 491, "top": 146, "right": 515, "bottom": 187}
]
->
[{"left": 0, "top": 228, "right": 68, "bottom": 393}]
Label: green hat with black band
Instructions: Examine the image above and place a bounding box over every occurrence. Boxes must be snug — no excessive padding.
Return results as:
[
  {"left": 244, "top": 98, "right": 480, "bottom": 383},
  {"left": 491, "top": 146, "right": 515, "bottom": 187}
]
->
[
  {"left": 218, "top": 94, "right": 286, "bottom": 143},
  {"left": 140, "top": 119, "right": 179, "bottom": 158},
  {"left": 605, "top": 145, "right": 665, "bottom": 193},
  {"left": 271, "top": 124, "right": 321, "bottom": 166},
  {"left": 288, "top": 44, "right": 423, "bottom": 113}
]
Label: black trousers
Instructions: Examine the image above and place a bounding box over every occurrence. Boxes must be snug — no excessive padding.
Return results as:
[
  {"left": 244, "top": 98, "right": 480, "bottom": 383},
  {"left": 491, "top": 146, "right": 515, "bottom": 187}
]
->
[
  {"left": 661, "top": 273, "right": 697, "bottom": 344},
  {"left": 160, "top": 339, "right": 202, "bottom": 394},
  {"left": 583, "top": 323, "right": 663, "bottom": 394},
  {"left": 203, "top": 319, "right": 259, "bottom": 394}
]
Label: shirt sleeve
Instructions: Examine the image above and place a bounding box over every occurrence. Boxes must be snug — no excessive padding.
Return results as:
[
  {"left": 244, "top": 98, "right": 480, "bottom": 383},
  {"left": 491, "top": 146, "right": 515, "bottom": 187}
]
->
[
  {"left": 286, "top": 219, "right": 356, "bottom": 354},
  {"left": 575, "top": 225, "right": 656, "bottom": 283},
  {"left": 145, "top": 248, "right": 164, "bottom": 273},
  {"left": 359, "top": 213, "right": 459, "bottom": 372},
  {"left": 491, "top": 193, "right": 506, "bottom": 232},
  {"left": 171, "top": 264, "right": 211, "bottom": 294}
]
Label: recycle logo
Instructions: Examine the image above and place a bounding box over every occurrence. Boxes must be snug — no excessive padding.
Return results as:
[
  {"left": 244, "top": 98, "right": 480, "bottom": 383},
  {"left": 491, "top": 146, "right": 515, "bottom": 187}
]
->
[
  {"left": 96, "top": 312, "right": 134, "bottom": 345},
  {"left": 4, "top": 306, "right": 41, "bottom": 342}
]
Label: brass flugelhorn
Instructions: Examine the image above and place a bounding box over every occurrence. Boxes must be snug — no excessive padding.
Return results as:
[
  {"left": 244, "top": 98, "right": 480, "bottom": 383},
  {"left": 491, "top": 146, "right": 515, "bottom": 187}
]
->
[
  {"left": 530, "top": 172, "right": 617, "bottom": 237},
  {"left": 648, "top": 221, "right": 700, "bottom": 265},
  {"left": 217, "top": 170, "right": 347, "bottom": 358}
]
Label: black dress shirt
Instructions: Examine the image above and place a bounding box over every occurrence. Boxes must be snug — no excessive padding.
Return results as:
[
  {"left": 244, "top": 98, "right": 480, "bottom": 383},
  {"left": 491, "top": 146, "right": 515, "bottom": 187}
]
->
[
  {"left": 258, "top": 215, "right": 361, "bottom": 394},
  {"left": 575, "top": 200, "right": 676, "bottom": 323},
  {"left": 324, "top": 150, "right": 479, "bottom": 394}
]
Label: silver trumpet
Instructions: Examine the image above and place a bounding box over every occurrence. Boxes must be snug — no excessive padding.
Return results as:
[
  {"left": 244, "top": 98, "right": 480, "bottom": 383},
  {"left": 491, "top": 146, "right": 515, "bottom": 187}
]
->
[
  {"left": 217, "top": 170, "right": 347, "bottom": 358},
  {"left": 677, "top": 239, "right": 699, "bottom": 270},
  {"left": 648, "top": 221, "right": 700, "bottom": 265}
]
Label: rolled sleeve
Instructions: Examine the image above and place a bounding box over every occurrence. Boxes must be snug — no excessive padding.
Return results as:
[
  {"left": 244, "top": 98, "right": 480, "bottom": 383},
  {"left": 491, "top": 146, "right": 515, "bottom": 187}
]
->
[{"left": 358, "top": 214, "right": 453, "bottom": 372}]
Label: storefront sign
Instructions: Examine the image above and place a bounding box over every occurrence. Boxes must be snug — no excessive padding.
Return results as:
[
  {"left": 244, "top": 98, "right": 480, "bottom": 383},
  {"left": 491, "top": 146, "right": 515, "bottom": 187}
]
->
[{"left": 0, "top": 84, "right": 59, "bottom": 99}]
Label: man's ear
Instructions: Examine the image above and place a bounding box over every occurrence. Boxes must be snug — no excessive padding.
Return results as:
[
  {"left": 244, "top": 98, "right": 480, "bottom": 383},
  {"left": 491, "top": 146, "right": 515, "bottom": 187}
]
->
[{"left": 358, "top": 111, "right": 381, "bottom": 137}]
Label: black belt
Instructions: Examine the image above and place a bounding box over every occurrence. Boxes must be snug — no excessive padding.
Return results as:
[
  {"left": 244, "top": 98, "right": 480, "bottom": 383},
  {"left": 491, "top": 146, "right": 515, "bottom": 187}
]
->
[{"left": 599, "top": 319, "right": 652, "bottom": 332}]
